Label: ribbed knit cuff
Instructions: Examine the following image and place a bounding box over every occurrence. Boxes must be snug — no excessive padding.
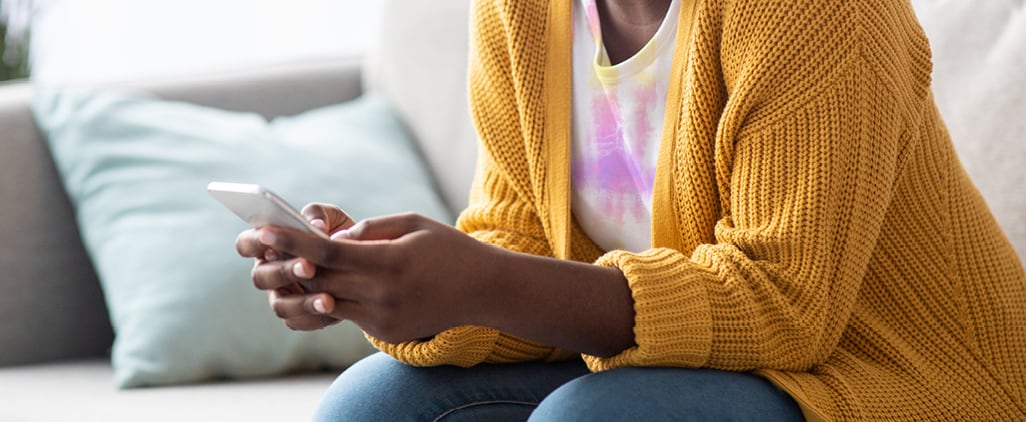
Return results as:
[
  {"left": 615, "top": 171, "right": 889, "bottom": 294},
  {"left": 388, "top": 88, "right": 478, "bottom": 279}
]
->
[
  {"left": 366, "top": 326, "right": 500, "bottom": 367},
  {"left": 367, "top": 325, "right": 574, "bottom": 367},
  {"left": 583, "top": 248, "right": 713, "bottom": 372}
]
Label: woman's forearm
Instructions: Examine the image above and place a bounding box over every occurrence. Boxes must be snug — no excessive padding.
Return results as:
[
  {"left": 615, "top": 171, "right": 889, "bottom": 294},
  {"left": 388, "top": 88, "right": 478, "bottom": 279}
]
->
[{"left": 471, "top": 247, "right": 637, "bottom": 358}]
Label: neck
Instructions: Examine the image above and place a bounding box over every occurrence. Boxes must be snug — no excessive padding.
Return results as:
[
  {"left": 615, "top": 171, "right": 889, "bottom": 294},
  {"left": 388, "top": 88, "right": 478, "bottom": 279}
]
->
[
  {"left": 598, "top": 0, "right": 672, "bottom": 25},
  {"left": 595, "top": 0, "right": 673, "bottom": 64}
]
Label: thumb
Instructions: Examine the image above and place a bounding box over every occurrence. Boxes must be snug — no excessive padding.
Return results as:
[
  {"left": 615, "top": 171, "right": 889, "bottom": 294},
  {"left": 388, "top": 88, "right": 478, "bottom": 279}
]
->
[{"left": 333, "top": 213, "right": 423, "bottom": 241}]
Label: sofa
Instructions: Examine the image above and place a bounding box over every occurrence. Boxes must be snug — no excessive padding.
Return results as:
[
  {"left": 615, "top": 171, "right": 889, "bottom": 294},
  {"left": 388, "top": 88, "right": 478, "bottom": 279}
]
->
[
  {"left": 0, "top": 1, "right": 477, "bottom": 420},
  {"left": 1, "top": 1, "right": 1023, "bottom": 421}
]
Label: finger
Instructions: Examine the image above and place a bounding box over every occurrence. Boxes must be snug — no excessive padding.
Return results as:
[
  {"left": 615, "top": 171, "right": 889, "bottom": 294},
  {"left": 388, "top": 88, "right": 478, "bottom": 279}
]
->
[
  {"left": 269, "top": 287, "right": 370, "bottom": 333},
  {"left": 274, "top": 283, "right": 305, "bottom": 296},
  {"left": 258, "top": 226, "right": 387, "bottom": 270},
  {"left": 270, "top": 289, "right": 333, "bottom": 319},
  {"left": 283, "top": 314, "right": 342, "bottom": 331},
  {"left": 301, "top": 203, "right": 357, "bottom": 235},
  {"left": 236, "top": 229, "right": 269, "bottom": 258},
  {"left": 251, "top": 256, "right": 313, "bottom": 291},
  {"left": 239, "top": 230, "right": 291, "bottom": 262},
  {"left": 269, "top": 291, "right": 341, "bottom": 331},
  {"left": 335, "top": 213, "right": 424, "bottom": 241}
]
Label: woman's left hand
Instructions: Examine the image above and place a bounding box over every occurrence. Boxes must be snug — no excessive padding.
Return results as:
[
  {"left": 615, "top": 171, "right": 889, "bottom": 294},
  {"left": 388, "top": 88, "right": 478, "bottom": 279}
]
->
[{"left": 242, "top": 213, "right": 501, "bottom": 344}]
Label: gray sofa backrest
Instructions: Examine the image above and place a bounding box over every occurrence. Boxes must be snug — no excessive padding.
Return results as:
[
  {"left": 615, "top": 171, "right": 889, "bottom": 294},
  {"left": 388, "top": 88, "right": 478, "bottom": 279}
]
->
[{"left": 0, "top": 84, "right": 113, "bottom": 366}]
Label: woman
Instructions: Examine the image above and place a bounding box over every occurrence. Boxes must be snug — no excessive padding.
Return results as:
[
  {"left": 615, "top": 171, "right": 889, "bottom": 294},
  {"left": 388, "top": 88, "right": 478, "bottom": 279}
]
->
[{"left": 236, "top": 0, "right": 1026, "bottom": 420}]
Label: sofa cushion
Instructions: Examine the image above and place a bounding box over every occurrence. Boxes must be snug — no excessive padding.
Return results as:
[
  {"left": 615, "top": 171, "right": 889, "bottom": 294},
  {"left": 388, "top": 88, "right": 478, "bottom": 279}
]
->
[
  {"left": 913, "top": 0, "right": 1026, "bottom": 265},
  {"left": 0, "top": 359, "right": 335, "bottom": 422},
  {"left": 32, "top": 90, "right": 453, "bottom": 388}
]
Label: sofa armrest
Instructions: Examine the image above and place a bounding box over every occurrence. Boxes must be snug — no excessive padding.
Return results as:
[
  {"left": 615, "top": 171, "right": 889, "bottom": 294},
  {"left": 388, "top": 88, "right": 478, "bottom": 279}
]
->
[{"left": 0, "top": 57, "right": 366, "bottom": 367}]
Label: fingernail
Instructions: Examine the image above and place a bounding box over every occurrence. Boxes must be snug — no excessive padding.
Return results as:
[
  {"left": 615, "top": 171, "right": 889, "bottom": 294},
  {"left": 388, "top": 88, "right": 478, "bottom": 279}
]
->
[
  {"left": 264, "top": 250, "right": 280, "bottom": 261},
  {"left": 310, "top": 219, "right": 326, "bottom": 230},
  {"left": 259, "top": 230, "right": 276, "bottom": 245},
  {"left": 293, "top": 261, "right": 311, "bottom": 279},
  {"left": 313, "top": 298, "right": 327, "bottom": 314},
  {"left": 330, "top": 230, "right": 350, "bottom": 240}
]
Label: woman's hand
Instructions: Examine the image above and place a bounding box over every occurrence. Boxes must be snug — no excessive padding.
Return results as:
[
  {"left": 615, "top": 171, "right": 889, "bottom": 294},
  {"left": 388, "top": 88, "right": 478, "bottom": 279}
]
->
[
  {"left": 237, "top": 211, "right": 501, "bottom": 344},
  {"left": 237, "top": 205, "right": 636, "bottom": 356},
  {"left": 235, "top": 203, "right": 357, "bottom": 331}
]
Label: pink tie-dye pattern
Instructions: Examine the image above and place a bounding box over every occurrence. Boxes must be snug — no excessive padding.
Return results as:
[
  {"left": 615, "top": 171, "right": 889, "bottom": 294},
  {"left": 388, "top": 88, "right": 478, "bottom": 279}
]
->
[
  {"left": 595, "top": 96, "right": 638, "bottom": 223},
  {"left": 571, "top": 78, "right": 660, "bottom": 226},
  {"left": 630, "top": 76, "right": 659, "bottom": 192}
]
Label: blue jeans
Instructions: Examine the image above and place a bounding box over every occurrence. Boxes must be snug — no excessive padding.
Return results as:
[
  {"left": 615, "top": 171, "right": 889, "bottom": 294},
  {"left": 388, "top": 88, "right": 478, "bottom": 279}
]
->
[{"left": 314, "top": 352, "right": 804, "bottom": 421}]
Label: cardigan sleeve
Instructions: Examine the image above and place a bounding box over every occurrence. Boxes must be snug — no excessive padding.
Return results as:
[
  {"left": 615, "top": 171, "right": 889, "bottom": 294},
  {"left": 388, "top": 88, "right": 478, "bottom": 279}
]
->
[
  {"left": 583, "top": 0, "right": 931, "bottom": 372},
  {"left": 365, "top": 0, "right": 579, "bottom": 367}
]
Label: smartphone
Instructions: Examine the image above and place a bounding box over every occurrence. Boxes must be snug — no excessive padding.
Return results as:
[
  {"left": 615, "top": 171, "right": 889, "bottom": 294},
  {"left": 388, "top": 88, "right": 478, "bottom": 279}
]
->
[{"left": 207, "top": 182, "right": 329, "bottom": 239}]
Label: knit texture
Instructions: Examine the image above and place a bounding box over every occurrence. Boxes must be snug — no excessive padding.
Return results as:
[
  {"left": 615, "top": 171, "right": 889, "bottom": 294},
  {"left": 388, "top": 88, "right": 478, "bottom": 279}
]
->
[{"left": 369, "top": 0, "right": 1026, "bottom": 420}]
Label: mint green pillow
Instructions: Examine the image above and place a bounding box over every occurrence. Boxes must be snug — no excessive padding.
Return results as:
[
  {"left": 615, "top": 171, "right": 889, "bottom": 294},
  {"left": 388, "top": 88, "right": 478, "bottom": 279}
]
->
[{"left": 33, "top": 89, "right": 454, "bottom": 388}]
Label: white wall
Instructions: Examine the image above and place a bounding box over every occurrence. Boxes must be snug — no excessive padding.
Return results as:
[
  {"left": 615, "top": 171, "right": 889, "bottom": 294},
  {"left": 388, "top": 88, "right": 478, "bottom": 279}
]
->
[{"left": 29, "top": 0, "right": 383, "bottom": 84}]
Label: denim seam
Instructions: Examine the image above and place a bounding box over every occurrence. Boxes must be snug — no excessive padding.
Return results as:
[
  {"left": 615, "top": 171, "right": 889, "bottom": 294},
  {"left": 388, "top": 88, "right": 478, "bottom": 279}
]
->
[{"left": 431, "top": 399, "right": 540, "bottom": 422}]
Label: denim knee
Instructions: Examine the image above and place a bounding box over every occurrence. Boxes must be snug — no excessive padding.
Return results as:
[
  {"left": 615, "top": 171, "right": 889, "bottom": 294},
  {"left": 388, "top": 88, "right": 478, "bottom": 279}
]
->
[
  {"left": 529, "top": 367, "right": 804, "bottom": 422},
  {"left": 313, "top": 352, "right": 419, "bottom": 421}
]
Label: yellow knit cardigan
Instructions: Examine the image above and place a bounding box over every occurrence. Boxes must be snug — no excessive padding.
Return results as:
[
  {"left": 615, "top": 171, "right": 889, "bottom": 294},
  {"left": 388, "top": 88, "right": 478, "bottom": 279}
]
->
[{"left": 370, "top": 0, "right": 1026, "bottom": 419}]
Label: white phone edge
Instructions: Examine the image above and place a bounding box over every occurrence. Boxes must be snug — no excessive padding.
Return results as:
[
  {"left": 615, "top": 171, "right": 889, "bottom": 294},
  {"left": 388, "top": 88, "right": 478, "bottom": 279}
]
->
[{"left": 206, "top": 182, "right": 329, "bottom": 239}]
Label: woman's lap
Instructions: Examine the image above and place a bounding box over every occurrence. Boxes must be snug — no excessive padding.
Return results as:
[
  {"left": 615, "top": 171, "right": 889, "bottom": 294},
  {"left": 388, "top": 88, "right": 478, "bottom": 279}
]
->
[
  {"left": 529, "top": 365, "right": 804, "bottom": 421},
  {"left": 313, "top": 352, "right": 589, "bottom": 422},
  {"left": 313, "top": 352, "right": 804, "bottom": 422}
]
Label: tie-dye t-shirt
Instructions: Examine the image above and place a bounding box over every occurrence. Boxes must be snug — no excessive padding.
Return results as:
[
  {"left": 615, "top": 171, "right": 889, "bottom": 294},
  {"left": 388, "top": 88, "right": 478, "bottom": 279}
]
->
[{"left": 570, "top": 0, "right": 679, "bottom": 252}]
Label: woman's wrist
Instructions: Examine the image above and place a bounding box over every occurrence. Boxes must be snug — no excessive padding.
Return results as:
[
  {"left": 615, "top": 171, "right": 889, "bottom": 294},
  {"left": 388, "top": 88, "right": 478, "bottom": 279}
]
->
[{"left": 467, "top": 245, "right": 636, "bottom": 357}]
